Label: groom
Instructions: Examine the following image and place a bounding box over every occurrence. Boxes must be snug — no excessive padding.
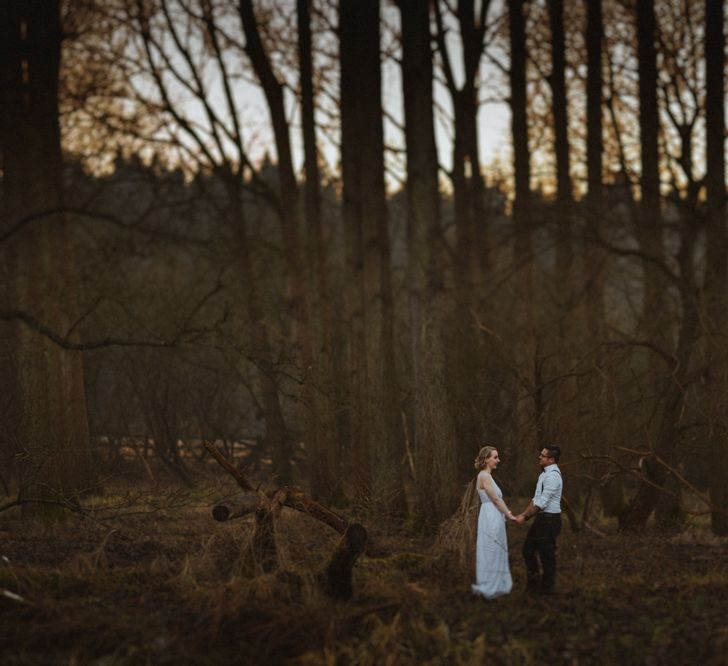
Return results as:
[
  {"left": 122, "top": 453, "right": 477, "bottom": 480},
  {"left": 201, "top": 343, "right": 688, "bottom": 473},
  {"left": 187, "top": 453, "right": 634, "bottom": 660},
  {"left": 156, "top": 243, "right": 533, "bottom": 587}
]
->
[{"left": 515, "top": 445, "right": 563, "bottom": 595}]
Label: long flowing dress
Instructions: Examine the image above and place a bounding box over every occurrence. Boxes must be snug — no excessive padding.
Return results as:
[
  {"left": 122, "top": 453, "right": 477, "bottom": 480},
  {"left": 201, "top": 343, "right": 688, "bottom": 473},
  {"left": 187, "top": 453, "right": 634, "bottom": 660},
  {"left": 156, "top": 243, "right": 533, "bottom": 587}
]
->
[{"left": 471, "top": 480, "right": 513, "bottom": 599}]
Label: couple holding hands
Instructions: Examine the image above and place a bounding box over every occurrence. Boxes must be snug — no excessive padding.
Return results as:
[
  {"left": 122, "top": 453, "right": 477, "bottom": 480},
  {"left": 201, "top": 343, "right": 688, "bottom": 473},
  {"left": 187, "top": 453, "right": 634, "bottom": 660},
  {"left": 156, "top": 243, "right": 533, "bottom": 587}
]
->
[{"left": 471, "top": 445, "right": 563, "bottom": 599}]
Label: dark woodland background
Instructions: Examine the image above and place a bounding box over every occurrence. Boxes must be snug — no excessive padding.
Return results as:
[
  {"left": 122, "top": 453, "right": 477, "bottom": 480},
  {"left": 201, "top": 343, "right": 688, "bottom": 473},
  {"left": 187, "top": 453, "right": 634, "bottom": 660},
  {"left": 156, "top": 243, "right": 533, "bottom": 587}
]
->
[{"left": 1, "top": 1, "right": 728, "bottom": 663}]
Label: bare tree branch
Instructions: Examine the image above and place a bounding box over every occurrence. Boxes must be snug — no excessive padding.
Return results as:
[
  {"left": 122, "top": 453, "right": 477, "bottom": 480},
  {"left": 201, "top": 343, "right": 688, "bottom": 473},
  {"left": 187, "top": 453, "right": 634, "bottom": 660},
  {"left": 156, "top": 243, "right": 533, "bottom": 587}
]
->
[{"left": 0, "top": 309, "right": 214, "bottom": 351}]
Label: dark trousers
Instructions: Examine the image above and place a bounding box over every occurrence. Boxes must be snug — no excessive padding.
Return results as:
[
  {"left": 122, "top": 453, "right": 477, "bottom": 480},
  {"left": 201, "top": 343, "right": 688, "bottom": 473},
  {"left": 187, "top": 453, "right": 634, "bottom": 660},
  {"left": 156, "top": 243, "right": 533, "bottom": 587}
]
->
[{"left": 522, "top": 513, "right": 561, "bottom": 591}]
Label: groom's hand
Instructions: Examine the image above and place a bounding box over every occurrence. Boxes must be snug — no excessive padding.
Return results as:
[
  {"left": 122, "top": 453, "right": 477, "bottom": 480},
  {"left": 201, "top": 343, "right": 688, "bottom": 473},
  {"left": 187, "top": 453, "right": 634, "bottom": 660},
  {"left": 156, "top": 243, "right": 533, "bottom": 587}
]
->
[{"left": 515, "top": 514, "right": 525, "bottom": 524}]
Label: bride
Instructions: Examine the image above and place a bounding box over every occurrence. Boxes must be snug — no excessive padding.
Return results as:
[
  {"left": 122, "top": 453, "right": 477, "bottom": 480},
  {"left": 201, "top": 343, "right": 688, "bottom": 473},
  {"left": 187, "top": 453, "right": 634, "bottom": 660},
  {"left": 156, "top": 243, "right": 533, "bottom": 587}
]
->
[{"left": 471, "top": 446, "right": 515, "bottom": 599}]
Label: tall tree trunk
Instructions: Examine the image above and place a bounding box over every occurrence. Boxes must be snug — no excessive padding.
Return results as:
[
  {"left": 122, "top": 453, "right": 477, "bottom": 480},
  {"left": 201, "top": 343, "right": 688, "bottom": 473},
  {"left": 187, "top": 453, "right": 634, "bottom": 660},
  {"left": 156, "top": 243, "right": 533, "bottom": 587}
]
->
[
  {"left": 224, "top": 174, "right": 292, "bottom": 485},
  {"left": 583, "top": 0, "right": 614, "bottom": 512},
  {"left": 543, "top": 0, "right": 579, "bottom": 487},
  {"left": 548, "top": 0, "right": 572, "bottom": 285},
  {"left": 584, "top": 0, "right": 604, "bottom": 340},
  {"left": 509, "top": 0, "right": 533, "bottom": 291},
  {"left": 0, "top": 0, "right": 95, "bottom": 512},
  {"left": 618, "top": 0, "right": 678, "bottom": 532},
  {"left": 399, "top": 0, "right": 458, "bottom": 524},
  {"left": 433, "top": 1, "right": 492, "bottom": 487},
  {"left": 434, "top": 0, "right": 491, "bottom": 281},
  {"left": 339, "top": 0, "right": 405, "bottom": 512},
  {"left": 508, "top": 0, "right": 535, "bottom": 481},
  {"left": 619, "top": 136, "right": 703, "bottom": 531},
  {"left": 239, "top": 0, "right": 311, "bottom": 486},
  {"left": 619, "top": 279, "right": 700, "bottom": 531},
  {"left": 635, "top": 0, "right": 665, "bottom": 332},
  {"left": 704, "top": 0, "right": 728, "bottom": 536},
  {"left": 297, "top": 0, "right": 339, "bottom": 500}
]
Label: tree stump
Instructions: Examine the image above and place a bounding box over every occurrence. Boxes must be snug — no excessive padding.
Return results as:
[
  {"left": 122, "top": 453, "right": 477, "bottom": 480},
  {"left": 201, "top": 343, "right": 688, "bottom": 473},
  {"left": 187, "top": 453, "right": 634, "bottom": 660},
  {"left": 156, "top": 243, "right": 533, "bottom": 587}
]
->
[
  {"left": 252, "top": 506, "right": 277, "bottom": 571},
  {"left": 251, "top": 488, "right": 289, "bottom": 571},
  {"left": 324, "top": 522, "right": 368, "bottom": 599}
]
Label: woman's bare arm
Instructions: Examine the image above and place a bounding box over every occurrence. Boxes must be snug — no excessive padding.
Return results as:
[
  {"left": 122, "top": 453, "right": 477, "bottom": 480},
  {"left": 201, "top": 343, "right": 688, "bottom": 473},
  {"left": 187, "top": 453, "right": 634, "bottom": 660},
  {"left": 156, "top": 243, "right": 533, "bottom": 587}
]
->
[{"left": 479, "top": 473, "right": 515, "bottom": 520}]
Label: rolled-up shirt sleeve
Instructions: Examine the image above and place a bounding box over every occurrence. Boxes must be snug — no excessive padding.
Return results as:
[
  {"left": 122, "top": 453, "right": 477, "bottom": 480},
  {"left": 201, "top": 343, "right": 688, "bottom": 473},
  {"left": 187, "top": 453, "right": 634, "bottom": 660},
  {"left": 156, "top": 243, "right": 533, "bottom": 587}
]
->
[{"left": 533, "top": 472, "right": 561, "bottom": 511}]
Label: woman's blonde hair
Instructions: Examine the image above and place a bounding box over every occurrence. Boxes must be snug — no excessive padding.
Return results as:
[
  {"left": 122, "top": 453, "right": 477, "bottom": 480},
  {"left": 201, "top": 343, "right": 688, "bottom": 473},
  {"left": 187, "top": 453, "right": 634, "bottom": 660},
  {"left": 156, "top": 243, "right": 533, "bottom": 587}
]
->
[{"left": 474, "top": 446, "right": 497, "bottom": 470}]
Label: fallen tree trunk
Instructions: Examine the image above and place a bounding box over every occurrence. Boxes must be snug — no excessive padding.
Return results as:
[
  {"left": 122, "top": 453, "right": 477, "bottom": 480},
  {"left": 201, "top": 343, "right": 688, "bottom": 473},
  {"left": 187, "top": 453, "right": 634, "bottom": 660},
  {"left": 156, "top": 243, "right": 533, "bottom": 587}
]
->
[
  {"left": 205, "top": 441, "right": 367, "bottom": 597},
  {"left": 204, "top": 441, "right": 254, "bottom": 490},
  {"left": 210, "top": 487, "right": 347, "bottom": 534},
  {"left": 280, "top": 487, "right": 347, "bottom": 534},
  {"left": 212, "top": 492, "right": 261, "bottom": 522}
]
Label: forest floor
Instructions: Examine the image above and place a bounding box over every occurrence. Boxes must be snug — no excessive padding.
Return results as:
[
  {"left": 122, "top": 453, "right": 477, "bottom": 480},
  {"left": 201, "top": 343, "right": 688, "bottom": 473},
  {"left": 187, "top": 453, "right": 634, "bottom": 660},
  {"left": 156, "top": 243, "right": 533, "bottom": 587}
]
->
[{"left": 1, "top": 477, "right": 727, "bottom": 665}]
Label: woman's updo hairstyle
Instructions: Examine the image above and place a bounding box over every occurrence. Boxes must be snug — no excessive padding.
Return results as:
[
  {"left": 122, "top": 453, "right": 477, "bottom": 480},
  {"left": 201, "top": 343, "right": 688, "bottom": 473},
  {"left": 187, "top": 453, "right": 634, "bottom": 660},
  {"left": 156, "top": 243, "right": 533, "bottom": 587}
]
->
[{"left": 474, "top": 446, "right": 496, "bottom": 470}]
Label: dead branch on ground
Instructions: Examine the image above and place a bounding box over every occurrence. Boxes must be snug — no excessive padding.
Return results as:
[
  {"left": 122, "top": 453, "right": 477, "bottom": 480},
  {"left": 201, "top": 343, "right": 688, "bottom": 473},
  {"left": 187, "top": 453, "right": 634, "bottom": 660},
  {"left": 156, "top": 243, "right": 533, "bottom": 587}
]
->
[{"left": 204, "top": 441, "right": 367, "bottom": 598}]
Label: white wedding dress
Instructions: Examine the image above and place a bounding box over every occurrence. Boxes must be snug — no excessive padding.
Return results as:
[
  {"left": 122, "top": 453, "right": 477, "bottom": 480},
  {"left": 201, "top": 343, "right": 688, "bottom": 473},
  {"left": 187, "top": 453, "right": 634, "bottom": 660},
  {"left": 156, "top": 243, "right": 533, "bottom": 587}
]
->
[{"left": 471, "top": 480, "right": 513, "bottom": 599}]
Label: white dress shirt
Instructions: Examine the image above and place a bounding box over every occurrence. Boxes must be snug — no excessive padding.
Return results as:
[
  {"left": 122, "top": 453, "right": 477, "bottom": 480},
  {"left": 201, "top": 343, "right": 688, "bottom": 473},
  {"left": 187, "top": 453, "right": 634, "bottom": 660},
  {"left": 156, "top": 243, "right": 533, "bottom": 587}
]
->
[{"left": 533, "top": 464, "right": 562, "bottom": 514}]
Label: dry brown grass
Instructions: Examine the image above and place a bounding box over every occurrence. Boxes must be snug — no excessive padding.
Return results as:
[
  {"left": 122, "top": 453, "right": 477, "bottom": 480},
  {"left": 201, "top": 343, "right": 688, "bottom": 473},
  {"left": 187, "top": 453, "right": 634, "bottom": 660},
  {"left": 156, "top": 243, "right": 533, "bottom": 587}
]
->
[
  {"left": 428, "top": 480, "right": 479, "bottom": 584},
  {"left": 1, "top": 481, "right": 728, "bottom": 664}
]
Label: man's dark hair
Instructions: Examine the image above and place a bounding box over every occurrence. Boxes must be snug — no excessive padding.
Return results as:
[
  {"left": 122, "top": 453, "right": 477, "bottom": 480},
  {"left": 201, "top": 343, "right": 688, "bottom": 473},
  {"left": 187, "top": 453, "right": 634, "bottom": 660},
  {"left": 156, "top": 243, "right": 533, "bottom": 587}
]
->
[{"left": 545, "top": 445, "right": 561, "bottom": 463}]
